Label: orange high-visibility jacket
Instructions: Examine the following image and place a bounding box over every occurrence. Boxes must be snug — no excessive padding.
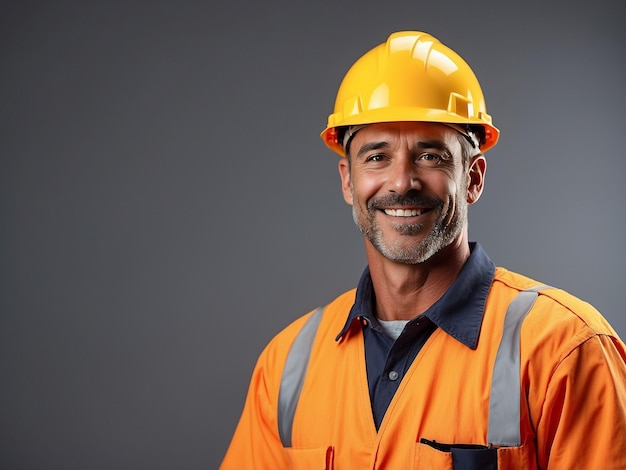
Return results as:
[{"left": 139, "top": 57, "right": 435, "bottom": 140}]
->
[{"left": 220, "top": 268, "right": 626, "bottom": 469}]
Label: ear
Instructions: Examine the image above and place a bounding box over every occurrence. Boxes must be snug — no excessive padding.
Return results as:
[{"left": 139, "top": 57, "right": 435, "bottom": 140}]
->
[
  {"left": 338, "top": 158, "right": 353, "bottom": 205},
  {"left": 466, "top": 154, "right": 486, "bottom": 204}
]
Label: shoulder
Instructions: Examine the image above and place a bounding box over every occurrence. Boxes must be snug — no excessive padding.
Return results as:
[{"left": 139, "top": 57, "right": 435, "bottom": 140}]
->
[
  {"left": 491, "top": 267, "right": 624, "bottom": 374},
  {"left": 493, "top": 267, "right": 618, "bottom": 337},
  {"left": 256, "top": 289, "right": 357, "bottom": 366}
]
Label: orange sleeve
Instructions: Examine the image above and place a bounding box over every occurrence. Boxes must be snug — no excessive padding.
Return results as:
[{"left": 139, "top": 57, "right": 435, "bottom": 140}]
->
[
  {"left": 219, "top": 344, "right": 289, "bottom": 469},
  {"left": 219, "top": 311, "right": 319, "bottom": 470},
  {"left": 537, "top": 334, "right": 626, "bottom": 469}
]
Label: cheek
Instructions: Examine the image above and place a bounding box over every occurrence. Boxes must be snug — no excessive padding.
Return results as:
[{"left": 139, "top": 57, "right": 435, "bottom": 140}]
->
[
  {"left": 429, "top": 174, "right": 463, "bottom": 216},
  {"left": 351, "top": 174, "right": 381, "bottom": 206},
  {"left": 449, "top": 182, "right": 465, "bottom": 210},
  {"left": 443, "top": 168, "right": 467, "bottom": 198},
  {"left": 427, "top": 172, "right": 459, "bottom": 200}
]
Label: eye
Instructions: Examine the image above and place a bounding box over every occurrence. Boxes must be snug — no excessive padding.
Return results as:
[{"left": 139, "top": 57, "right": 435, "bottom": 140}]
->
[
  {"left": 417, "top": 152, "right": 446, "bottom": 166},
  {"left": 419, "top": 152, "right": 443, "bottom": 161},
  {"left": 365, "top": 153, "right": 386, "bottom": 163}
]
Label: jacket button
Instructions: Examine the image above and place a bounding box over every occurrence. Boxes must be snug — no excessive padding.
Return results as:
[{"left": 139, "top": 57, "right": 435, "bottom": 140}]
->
[{"left": 388, "top": 370, "right": 399, "bottom": 381}]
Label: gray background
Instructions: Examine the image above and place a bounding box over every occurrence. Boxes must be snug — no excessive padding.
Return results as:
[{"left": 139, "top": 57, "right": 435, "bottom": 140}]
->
[{"left": 1, "top": 1, "right": 624, "bottom": 469}]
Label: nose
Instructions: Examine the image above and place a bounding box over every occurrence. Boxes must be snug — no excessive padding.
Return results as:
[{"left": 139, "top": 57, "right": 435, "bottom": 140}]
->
[{"left": 389, "top": 157, "right": 422, "bottom": 194}]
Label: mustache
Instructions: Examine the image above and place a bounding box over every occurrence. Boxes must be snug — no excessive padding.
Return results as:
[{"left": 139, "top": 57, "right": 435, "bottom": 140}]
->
[{"left": 367, "top": 191, "right": 443, "bottom": 211}]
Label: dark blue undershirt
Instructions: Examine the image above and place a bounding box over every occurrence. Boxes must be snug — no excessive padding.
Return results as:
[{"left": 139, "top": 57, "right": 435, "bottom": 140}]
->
[{"left": 335, "top": 242, "right": 496, "bottom": 430}]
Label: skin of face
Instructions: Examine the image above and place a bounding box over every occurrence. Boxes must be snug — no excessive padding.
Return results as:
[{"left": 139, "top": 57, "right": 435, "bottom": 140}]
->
[{"left": 338, "top": 121, "right": 486, "bottom": 266}]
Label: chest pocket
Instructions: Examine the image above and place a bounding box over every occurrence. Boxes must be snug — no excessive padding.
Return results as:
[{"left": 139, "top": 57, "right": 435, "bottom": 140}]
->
[
  {"left": 278, "top": 287, "right": 549, "bottom": 469},
  {"left": 415, "top": 441, "right": 533, "bottom": 470},
  {"left": 284, "top": 446, "right": 334, "bottom": 470}
]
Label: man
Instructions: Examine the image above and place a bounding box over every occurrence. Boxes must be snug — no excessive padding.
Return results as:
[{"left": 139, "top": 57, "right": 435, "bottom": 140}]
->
[{"left": 220, "top": 31, "right": 626, "bottom": 469}]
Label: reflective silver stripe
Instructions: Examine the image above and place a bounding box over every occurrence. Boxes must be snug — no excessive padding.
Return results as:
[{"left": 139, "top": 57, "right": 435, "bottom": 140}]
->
[
  {"left": 278, "top": 307, "right": 324, "bottom": 447},
  {"left": 277, "top": 286, "right": 550, "bottom": 448},
  {"left": 487, "top": 285, "right": 550, "bottom": 446}
]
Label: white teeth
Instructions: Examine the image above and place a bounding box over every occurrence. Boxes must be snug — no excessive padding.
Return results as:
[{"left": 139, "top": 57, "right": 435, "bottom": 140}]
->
[{"left": 384, "top": 208, "right": 422, "bottom": 217}]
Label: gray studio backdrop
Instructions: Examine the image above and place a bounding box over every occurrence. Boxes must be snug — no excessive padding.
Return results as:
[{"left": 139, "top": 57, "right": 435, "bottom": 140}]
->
[{"left": 2, "top": 1, "right": 624, "bottom": 469}]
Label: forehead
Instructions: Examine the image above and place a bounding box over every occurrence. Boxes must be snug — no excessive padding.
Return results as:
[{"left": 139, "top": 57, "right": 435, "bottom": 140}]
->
[{"left": 351, "top": 121, "right": 461, "bottom": 153}]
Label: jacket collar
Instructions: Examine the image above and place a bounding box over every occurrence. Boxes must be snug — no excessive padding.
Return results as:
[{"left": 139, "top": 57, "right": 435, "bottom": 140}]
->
[{"left": 336, "top": 242, "right": 495, "bottom": 349}]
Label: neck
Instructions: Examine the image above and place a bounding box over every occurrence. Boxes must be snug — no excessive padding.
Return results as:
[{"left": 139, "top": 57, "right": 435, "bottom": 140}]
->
[{"left": 366, "top": 235, "right": 470, "bottom": 321}]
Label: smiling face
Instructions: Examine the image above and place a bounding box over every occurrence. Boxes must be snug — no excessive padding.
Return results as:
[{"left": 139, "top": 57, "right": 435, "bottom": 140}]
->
[{"left": 338, "top": 121, "right": 486, "bottom": 265}]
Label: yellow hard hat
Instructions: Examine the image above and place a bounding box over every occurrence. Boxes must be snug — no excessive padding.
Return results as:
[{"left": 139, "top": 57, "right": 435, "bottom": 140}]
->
[{"left": 321, "top": 31, "right": 500, "bottom": 156}]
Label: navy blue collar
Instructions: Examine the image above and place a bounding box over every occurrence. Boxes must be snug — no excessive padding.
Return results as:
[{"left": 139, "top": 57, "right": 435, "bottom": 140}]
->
[{"left": 336, "top": 242, "right": 496, "bottom": 349}]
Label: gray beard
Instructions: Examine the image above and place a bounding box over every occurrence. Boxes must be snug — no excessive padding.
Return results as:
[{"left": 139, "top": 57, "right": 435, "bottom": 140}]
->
[{"left": 352, "top": 201, "right": 467, "bottom": 264}]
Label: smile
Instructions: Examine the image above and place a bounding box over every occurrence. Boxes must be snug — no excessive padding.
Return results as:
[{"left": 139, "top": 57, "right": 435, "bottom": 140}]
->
[{"left": 383, "top": 208, "right": 427, "bottom": 217}]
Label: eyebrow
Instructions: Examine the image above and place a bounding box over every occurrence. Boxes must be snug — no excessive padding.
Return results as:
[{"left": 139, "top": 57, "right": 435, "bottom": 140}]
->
[
  {"left": 414, "top": 139, "right": 451, "bottom": 153},
  {"left": 356, "top": 141, "right": 389, "bottom": 159}
]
